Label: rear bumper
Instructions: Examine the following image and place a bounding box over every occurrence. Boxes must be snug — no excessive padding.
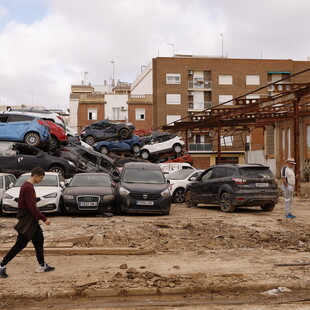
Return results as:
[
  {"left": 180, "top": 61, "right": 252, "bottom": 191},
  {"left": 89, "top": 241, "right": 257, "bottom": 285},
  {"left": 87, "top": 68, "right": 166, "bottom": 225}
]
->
[{"left": 231, "top": 191, "right": 278, "bottom": 206}]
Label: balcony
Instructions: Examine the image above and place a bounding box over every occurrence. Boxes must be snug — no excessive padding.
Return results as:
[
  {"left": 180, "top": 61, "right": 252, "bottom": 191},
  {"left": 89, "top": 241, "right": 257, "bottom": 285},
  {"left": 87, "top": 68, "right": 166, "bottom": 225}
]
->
[
  {"left": 188, "top": 101, "right": 212, "bottom": 110},
  {"left": 188, "top": 80, "right": 212, "bottom": 90},
  {"left": 189, "top": 143, "right": 213, "bottom": 151}
]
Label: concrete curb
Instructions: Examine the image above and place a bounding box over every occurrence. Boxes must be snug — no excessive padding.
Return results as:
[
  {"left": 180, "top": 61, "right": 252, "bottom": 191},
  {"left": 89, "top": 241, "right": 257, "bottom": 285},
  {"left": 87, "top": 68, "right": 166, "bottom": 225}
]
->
[{"left": 0, "top": 247, "right": 155, "bottom": 256}]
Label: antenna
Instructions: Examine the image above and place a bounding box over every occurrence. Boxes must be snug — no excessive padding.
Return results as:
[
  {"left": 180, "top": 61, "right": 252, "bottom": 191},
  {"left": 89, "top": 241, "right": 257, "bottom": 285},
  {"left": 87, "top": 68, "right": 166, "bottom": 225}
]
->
[
  {"left": 84, "top": 71, "right": 89, "bottom": 84},
  {"left": 107, "top": 60, "right": 115, "bottom": 87}
]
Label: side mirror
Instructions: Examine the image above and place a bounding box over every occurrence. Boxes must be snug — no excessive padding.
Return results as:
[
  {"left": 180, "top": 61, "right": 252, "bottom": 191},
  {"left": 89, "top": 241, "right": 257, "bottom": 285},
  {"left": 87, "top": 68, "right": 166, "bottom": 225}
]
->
[
  {"left": 8, "top": 182, "right": 14, "bottom": 189},
  {"left": 113, "top": 171, "right": 120, "bottom": 177},
  {"left": 37, "top": 152, "right": 44, "bottom": 158},
  {"left": 60, "top": 181, "right": 65, "bottom": 188},
  {"left": 189, "top": 177, "right": 197, "bottom": 181},
  {"left": 166, "top": 179, "right": 170, "bottom": 184},
  {"left": 113, "top": 176, "right": 120, "bottom": 183}
]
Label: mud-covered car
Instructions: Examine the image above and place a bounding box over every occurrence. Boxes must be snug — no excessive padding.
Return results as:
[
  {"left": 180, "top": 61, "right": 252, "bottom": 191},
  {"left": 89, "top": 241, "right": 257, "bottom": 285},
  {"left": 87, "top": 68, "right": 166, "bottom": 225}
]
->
[
  {"left": 55, "top": 143, "right": 120, "bottom": 180},
  {"left": 185, "top": 164, "right": 278, "bottom": 213},
  {"left": 80, "top": 120, "right": 135, "bottom": 145}
]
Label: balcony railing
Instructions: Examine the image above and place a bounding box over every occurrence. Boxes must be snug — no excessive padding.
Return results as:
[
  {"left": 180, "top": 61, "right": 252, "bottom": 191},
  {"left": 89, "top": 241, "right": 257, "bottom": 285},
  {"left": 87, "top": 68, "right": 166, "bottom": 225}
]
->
[
  {"left": 188, "top": 101, "right": 212, "bottom": 110},
  {"left": 188, "top": 80, "right": 212, "bottom": 90},
  {"left": 189, "top": 143, "right": 213, "bottom": 151}
]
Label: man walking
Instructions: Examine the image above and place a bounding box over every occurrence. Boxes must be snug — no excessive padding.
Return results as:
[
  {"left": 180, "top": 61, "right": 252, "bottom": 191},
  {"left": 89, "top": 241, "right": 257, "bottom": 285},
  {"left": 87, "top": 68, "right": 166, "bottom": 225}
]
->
[
  {"left": 0, "top": 167, "right": 55, "bottom": 278},
  {"left": 281, "top": 158, "right": 297, "bottom": 219}
]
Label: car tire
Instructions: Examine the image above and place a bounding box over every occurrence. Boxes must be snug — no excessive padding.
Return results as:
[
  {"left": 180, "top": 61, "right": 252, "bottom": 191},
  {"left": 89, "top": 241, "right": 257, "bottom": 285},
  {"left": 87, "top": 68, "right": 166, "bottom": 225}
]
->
[
  {"left": 173, "top": 188, "right": 185, "bottom": 203},
  {"left": 220, "top": 192, "right": 236, "bottom": 213},
  {"left": 48, "top": 166, "right": 65, "bottom": 177},
  {"left": 140, "top": 150, "right": 150, "bottom": 159},
  {"left": 132, "top": 144, "right": 141, "bottom": 154},
  {"left": 185, "top": 190, "right": 197, "bottom": 208},
  {"left": 119, "top": 128, "right": 130, "bottom": 139},
  {"left": 85, "top": 136, "right": 95, "bottom": 145},
  {"left": 173, "top": 143, "right": 182, "bottom": 154},
  {"left": 48, "top": 136, "right": 59, "bottom": 152},
  {"left": 57, "top": 199, "right": 64, "bottom": 215},
  {"left": 100, "top": 146, "right": 109, "bottom": 155},
  {"left": 24, "top": 132, "right": 40, "bottom": 147},
  {"left": 260, "top": 204, "right": 276, "bottom": 211}
]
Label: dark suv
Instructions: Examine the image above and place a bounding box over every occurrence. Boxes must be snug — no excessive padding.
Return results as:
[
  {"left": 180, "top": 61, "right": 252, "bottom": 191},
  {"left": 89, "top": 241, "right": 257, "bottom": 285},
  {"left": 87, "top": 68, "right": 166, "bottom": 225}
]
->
[
  {"left": 185, "top": 164, "right": 278, "bottom": 213},
  {"left": 80, "top": 120, "right": 135, "bottom": 145},
  {"left": 116, "top": 162, "right": 171, "bottom": 215}
]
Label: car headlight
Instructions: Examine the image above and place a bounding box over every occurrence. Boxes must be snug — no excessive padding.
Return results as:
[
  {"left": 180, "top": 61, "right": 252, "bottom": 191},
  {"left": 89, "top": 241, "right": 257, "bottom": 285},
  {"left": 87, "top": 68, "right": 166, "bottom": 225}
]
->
[
  {"left": 43, "top": 192, "right": 57, "bottom": 198},
  {"left": 3, "top": 193, "right": 13, "bottom": 199},
  {"left": 63, "top": 194, "right": 74, "bottom": 200},
  {"left": 161, "top": 189, "right": 170, "bottom": 198},
  {"left": 119, "top": 187, "right": 130, "bottom": 196},
  {"left": 81, "top": 131, "right": 85, "bottom": 135},
  {"left": 68, "top": 161, "right": 76, "bottom": 167},
  {"left": 102, "top": 194, "right": 115, "bottom": 200}
]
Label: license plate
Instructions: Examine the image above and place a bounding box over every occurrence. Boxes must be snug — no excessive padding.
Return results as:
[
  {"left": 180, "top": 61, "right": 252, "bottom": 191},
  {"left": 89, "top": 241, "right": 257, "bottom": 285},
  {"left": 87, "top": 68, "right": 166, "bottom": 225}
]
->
[
  {"left": 256, "top": 183, "right": 269, "bottom": 187},
  {"left": 80, "top": 202, "right": 98, "bottom": 206},
  {"left": 137, "top": 200, "right": 154, "bottom": 206}
]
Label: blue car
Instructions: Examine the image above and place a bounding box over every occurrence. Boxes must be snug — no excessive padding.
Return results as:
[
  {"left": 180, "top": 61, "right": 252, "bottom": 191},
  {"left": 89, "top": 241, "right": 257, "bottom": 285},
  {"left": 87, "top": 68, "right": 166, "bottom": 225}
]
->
[
  {"left": 93, "top": 135, "right": 143, "bottom": 155},
  {"left": 0, "top": 113, "right": 50, "bottom": 147}
]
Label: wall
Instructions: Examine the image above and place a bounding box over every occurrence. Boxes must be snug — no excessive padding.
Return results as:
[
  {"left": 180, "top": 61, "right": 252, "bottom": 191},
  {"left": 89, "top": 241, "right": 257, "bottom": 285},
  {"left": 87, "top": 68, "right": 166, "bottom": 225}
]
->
[
  {"left": 69, "top": 98, "right": 79, "bottom": 130},
  {"left": 105, "top": 94, "right": 128, "bottom": 121},
  {"left": 131, "top": 62, "right": 153, "bottom": 95}
]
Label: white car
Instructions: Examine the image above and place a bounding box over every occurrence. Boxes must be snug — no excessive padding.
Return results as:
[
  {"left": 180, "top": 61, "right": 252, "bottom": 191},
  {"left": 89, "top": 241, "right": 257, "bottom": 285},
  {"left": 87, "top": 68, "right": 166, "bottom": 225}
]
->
[
  {"left": 167, "top": 169, "right": 204, "bottom": 203},
  {"left": 4, "top": 108, "right": 65, "bottom": 129},
  {"left": 159, "top": 163, "right": 195, "bottom": 175},
  {"left": 0, "top": 173, "right": 16, "bottom": 209},
  {"left": 140, "top": 136, "right": 185, "bottom": 159},
  {"left": 2, "top": 172, "right": 65, "bottom": 214}
]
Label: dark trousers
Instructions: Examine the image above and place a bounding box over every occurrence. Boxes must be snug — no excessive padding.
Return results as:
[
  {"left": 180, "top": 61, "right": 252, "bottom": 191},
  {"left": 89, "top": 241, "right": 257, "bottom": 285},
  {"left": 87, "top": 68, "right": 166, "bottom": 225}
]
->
[{"left": 2, "top": 225, "right": 44, "bottom": 266}]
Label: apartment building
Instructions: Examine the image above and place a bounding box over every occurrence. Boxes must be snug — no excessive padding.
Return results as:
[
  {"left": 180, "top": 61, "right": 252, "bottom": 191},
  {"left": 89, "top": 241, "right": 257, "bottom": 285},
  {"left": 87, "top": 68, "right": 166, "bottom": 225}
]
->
[{"left": 130, "top": 56, "right": 310, "bottom": 172}]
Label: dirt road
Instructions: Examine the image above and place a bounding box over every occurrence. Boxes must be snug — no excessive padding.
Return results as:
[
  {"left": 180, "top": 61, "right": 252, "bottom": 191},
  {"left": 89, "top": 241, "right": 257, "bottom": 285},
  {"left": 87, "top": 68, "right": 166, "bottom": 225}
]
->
[{"left": 0, "top": 197, "right": 309, "bottom": 309}]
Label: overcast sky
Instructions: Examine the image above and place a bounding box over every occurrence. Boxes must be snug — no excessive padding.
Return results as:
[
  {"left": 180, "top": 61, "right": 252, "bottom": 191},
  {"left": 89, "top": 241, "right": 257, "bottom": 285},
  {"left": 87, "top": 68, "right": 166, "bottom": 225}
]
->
[{"left": 0, "top": 0, "right": 309, "bottom": 110}]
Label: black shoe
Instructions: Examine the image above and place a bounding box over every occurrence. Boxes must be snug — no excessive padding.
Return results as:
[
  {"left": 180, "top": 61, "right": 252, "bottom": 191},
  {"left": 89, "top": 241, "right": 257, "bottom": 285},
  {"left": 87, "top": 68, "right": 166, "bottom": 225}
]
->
[
  {"left": 36, "top": 263, "right": 55, "bottom": 273},
  {"left": 0, "top": 266, "right": 8, "bottom": 278}
]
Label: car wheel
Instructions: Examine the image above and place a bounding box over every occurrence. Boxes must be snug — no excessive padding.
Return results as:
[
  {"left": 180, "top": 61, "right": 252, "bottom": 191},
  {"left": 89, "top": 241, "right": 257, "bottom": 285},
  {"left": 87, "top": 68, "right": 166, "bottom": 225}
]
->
[
  {"left": 132, "top": 144, "right": 141, "bottom": 154},
  {"left": 100, "top": 146, "right": 109, "bottom": 155},
  {"left": 85, "top": 136, "right": 95, "bottom": 145},
  {"left": 260, "top": 204, "right": 276, "bottom": 211},
  {"left": 173, "top": 188, "right": 185, "bottom": 203},
  {"left": 119, "top": 128, "right": 130, "bottom": 139},
  {"left": 185, "top": 190, "right": 197, "bottom": 208},
  {"left": 220, "top": 192, "right": 236, "bottom": 213},
  {"left": 173, "top": 143, "right": 182, "bottom": 154},
  {"left": 140, "top": 150, "right": 150, "bottom": 159},
  {"left": 48, "top": 166, "right": 65, "bottom": 177},
  {"left": 57, "top": 199, "right": 64, "bottom": 215},
  {"left": 48, "top": 136, "right": 59, "bottom": 152},
  {"left": 24, "top": 132, "right": 40, "bottom": 147}
]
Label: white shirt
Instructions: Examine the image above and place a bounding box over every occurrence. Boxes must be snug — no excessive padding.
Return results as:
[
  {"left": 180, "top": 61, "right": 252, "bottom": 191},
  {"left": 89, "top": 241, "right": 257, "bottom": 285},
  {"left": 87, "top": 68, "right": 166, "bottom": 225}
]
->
[{"left": 283, "top": 166, "right": 295, "bottom": 186}]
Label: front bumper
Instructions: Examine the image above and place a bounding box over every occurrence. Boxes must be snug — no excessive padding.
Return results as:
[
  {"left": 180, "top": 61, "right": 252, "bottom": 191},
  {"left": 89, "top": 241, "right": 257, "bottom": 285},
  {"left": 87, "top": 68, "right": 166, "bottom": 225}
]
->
[
  {"left": 117, "top": 194, "right": 171, "bottom": 214},
  {"left": 63, "top": 197, "right": 114, "bottom": 214}
]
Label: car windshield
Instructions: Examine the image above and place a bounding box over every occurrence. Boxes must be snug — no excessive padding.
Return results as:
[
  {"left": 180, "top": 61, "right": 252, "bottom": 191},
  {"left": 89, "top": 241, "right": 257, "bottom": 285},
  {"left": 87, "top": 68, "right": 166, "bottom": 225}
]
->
[
  {"left": 69, "top": 174, "right": 111, "bottom": 187},
  {"left": 167, "top": 169, "right": 195, "bottom": 180},
  {"left": 15, "top": 175, "right": 58, "bottom": 187},
  {"left": 123, "top": 170, "right": 165, "bottom": 184},
  {"left": 239, "top": 167, "right": 274, "bottom": 178}
]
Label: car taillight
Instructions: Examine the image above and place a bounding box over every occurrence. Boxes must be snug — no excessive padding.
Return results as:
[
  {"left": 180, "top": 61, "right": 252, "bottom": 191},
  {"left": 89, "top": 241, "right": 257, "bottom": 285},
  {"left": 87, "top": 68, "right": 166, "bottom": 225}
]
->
[
  {"left": 37, "top": 119, "right": 49, "bottom": 129},
  {"left": 232, "top": 178, "right": 247, "bottom": 185}
]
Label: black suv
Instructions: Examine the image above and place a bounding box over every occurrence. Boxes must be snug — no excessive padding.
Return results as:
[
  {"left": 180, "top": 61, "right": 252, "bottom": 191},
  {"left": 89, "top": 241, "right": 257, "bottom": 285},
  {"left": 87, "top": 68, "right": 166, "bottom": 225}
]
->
[
  {"left": 80, "top": 120, "right": 135, "bottom": 145},
  {"left": 0, "top": 141, "right": 77, "bottom": 178},
  {"left": 185, "top": 164, "right": 278, "bottom": 213}
]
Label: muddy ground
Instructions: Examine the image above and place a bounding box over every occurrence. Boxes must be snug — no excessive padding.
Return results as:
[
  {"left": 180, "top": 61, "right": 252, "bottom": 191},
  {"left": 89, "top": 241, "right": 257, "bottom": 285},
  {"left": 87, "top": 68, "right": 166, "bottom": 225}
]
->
[{"left": 0, "top": 195, "right": 309, "bottom": 309}]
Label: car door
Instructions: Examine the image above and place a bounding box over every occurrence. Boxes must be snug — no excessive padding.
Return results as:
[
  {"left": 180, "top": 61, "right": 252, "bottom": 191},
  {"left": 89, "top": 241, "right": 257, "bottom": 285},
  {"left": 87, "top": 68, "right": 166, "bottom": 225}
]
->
[
  {"left": 192, "top": 168, "right": 213, "bottom": 203},
  {"left": 15, "top": 144, "right": 45, "bottom": 173},
  {"left": 102, "top": 124, "right": 118, "bottom": 140},
  {"left": 7, "top": 114, "right": 34, "bottom": 141},
  {"left": 0, "top": 115, "right": 9, "bottom": 139},
  {"left": 0, "top": 142, "right": 19, "bottom": 174},
  {"left": 207, "top": 167, "right": 228, "bottom": 203}
]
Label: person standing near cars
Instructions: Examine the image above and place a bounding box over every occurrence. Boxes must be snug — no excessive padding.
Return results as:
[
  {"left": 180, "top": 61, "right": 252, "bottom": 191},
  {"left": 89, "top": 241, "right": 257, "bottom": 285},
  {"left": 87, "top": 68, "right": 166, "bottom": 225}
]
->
[
  {"left": 0, "top": 167, "right": 55, "bottom": 278},
  {"left": 281, "top": 158, "right": 297, "bottom": 219}
]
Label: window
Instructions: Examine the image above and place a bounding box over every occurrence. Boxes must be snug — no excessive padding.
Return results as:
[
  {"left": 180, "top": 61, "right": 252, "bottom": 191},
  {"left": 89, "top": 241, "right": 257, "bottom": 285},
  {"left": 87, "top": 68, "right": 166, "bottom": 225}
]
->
[
  {"left": 246, "top": 75, "right": 260, "bottom": 85},
  {"left": 135, "top": 108, "right": 145, "bottom": 120},
  {"left": 219, "top": 75, "right": 233, "bottom": 85},
  {"left": 219, "top": 95, "right": 233, "bottom": 105},
  {"left": 87, "top": 108, "right": 97, "bottom": 120},
  {"left": 220, "top": 136, "right": 233, "bottom": 146},
  {"left": 287, "top": 128, "right": 291, "bottom": 158},
  {"left": 112, "top": 108, "right": 121, "bottom": 120},
  {"left": 166, "top": 94, "right": 181, "bottom": 105},
  {"left": 166, "top": 115, "right": 181, "bottom": 126},
  {"left": 193, "top": 92, "right": 204, "bottom": 109},
  {"left": 8, "top": 115, "right": 34, "bottom": 122},
  {"left": 166, "top": 73, "right": 181, "bottom": 84}
]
